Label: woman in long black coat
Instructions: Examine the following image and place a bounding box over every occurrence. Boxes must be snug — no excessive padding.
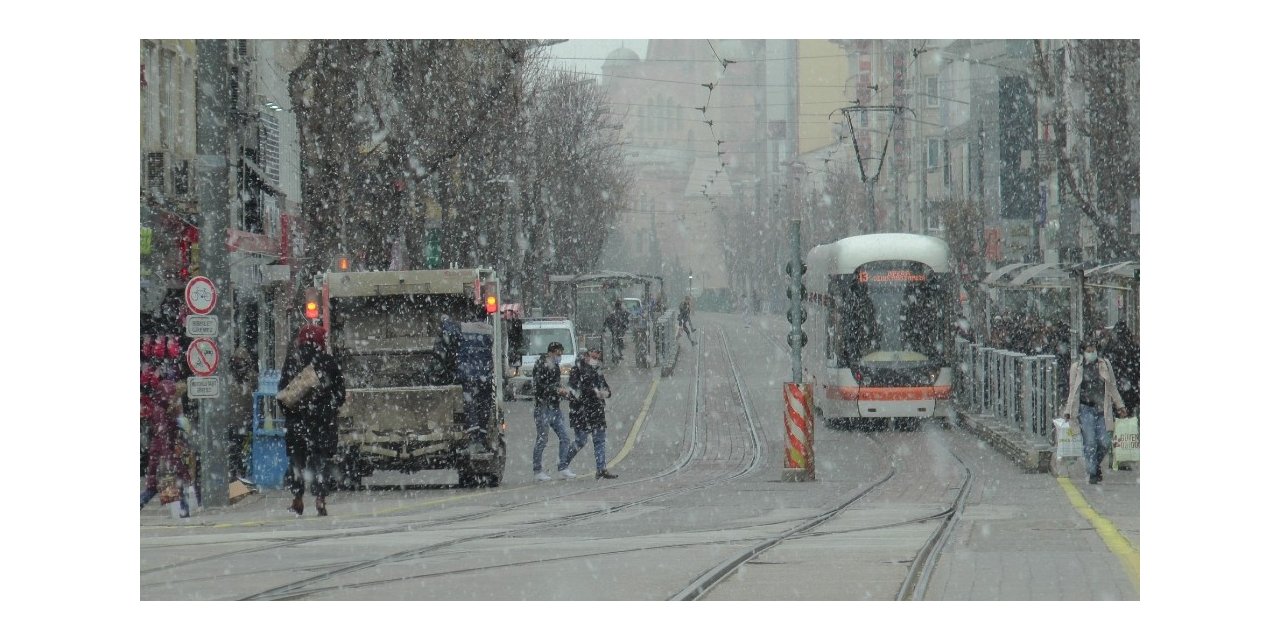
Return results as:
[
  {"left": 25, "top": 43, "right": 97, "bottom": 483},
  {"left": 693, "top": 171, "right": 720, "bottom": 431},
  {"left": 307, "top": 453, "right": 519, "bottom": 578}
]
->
[{"left": 278, "top": 324, "right": 345, "bottom": 516}]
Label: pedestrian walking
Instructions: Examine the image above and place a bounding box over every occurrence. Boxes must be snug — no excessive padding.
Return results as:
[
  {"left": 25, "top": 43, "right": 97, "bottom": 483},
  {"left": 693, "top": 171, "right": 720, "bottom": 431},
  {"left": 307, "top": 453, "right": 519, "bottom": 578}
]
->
[
  {"left": 678, "top": 295, "right": 696, "bottom": 345},
  {"left": 226, "top": 347, "right": 257, "bottom": 481},
  {"left": 277, "top": 324, "right": 346, "bottom": 516},
  {"left": 1061, "top": 339, "right": 1128, "bottom": 484},
  {"left": 1107, "top": 321, "right": 1140, "bottom": 416},
  {"left": 565, "top": 347, "right": 618, "bottom": 479},
  {"left": 531, "top": 342, "right": 574, "bottom": 481}
]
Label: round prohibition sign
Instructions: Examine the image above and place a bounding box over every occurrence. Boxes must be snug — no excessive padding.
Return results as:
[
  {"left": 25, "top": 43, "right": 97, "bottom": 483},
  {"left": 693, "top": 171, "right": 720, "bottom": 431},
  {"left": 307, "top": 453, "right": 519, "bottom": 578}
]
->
[
  {"left": 186, "top": 338, "right": 220, "bottom": 376},
  {"left": 185, "top": 276, "right": 217, "bottom": 315}
]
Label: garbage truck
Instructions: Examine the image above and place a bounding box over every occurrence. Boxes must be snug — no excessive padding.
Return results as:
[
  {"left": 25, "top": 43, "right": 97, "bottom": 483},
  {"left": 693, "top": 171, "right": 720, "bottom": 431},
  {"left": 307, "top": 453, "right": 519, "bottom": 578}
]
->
[{"left": 312, "top": 268, "right": 508, "bottom": 488}]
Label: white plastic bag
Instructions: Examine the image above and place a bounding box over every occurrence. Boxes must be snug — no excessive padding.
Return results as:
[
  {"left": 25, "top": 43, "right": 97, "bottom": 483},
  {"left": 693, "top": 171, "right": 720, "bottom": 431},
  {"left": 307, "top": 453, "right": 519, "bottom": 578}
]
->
[
  {"left": 1053, "top": 417, "right": 1082, "bottom": 459},
  {"left": 1111, "top": 416, "right": 1139, "bottom": 468}
]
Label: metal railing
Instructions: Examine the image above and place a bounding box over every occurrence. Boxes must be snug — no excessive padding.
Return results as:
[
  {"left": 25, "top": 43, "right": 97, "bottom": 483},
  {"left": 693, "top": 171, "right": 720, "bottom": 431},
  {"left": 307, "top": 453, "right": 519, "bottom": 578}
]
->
[{"left": 955, "top": 337, "right": 1059, "bottom": 443}]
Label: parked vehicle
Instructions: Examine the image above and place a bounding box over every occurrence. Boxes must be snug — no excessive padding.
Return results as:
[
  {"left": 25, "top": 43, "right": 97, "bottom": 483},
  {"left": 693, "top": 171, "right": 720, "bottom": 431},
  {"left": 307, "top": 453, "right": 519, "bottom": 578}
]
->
[{"left": 505, "top": 317, "right": 577, "bottom": 400}]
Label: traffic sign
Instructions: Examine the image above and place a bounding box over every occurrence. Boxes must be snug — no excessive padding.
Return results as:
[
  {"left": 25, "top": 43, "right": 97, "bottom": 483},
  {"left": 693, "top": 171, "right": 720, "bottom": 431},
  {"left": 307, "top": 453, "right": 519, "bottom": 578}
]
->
[
  {"left": 185, "top": 315, "right": 218, "bottom": 337},
  {"left": 186, "top": 337, "right": 220, "bottom": 376},
  {"left": 185, "top": 276, "right": 218, "bottom": 315},
  {"left": 187, "top": 375, "right": 221, "bottom": 398}
]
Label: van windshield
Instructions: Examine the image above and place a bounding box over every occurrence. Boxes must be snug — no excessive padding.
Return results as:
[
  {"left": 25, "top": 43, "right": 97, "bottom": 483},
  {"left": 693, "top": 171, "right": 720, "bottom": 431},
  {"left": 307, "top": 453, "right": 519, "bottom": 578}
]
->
[{"left": 523, "top": 328, "right": 574, "bottom": 356}]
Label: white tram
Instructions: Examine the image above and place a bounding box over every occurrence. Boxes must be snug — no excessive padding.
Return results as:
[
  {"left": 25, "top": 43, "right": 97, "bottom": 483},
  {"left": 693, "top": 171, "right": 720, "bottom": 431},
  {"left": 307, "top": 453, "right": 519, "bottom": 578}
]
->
[{"left": 801, "top": 233, "right": 956, "bottom": 428}]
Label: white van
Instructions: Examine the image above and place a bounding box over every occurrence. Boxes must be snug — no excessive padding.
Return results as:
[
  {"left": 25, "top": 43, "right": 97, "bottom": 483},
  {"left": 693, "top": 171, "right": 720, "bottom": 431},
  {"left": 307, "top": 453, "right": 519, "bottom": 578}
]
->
[{"left": 505, "top": 317, "right": 577, "bottom": 400}]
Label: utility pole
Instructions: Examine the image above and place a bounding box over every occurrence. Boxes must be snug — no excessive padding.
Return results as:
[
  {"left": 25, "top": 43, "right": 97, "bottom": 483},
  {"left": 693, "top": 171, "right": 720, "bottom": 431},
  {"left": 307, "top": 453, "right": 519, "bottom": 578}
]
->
[{"left": 195, "top": 40, "right": 233, "bottom": 507}]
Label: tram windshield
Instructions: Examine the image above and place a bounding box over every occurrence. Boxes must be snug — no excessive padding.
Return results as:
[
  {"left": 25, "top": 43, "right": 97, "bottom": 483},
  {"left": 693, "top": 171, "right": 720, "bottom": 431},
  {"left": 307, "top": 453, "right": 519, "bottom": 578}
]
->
[{"left": 828, "top": 261, "right": 952, "bottom": 371}]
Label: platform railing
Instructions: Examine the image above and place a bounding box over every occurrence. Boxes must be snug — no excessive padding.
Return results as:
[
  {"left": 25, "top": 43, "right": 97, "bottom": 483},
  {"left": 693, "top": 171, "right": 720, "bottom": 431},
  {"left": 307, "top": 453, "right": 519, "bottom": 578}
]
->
[{"left": 955, "top": 338, "right": 1058, "bottom": 444}]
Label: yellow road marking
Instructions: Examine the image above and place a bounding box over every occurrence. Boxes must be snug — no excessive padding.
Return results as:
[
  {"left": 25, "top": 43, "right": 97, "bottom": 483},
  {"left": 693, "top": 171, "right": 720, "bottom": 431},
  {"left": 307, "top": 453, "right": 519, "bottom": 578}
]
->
[
  {"left": 609, "top": 373, "right": 661, "bottom": 469},
  {"left": 1056, "top": 476, "right": 1140, "bottom": 593}
]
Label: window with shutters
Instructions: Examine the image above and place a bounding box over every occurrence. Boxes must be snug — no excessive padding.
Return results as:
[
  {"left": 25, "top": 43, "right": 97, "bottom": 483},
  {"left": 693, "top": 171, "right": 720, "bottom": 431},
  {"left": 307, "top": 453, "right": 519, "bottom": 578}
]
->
[
  {"left": 258, "top": 112, "right": 281, "bottom": 186},
  {"left": 147, "top": 152, "right": 167, "bottom": 192}
]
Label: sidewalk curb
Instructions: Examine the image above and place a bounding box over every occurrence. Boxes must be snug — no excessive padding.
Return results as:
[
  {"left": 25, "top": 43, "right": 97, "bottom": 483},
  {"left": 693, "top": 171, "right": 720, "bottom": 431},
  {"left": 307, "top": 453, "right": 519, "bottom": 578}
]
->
[{"left": 954, "top": 410, "right": 1052, "bottom": 473}]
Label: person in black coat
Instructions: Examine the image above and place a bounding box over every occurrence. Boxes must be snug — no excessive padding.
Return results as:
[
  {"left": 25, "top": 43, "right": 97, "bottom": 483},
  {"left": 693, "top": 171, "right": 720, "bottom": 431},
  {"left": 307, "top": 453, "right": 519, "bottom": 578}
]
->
[
  {"left": 564, "top": 347, "right": 618, "bottom": 479},
  {"left": 278, "top": 324, "right": 345, "bottom": 516}
]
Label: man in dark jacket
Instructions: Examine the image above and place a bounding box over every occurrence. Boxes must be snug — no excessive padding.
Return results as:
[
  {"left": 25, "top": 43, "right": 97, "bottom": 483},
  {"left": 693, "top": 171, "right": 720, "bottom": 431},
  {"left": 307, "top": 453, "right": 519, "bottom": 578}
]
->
[
  {"left": 565, "top": 347, "right": 618, "bottom": 479},
  {"left": 278, "top": 324, "right": 345, "bottom": 516},
  {"left": 531, "top": 342, "right": 573, "bottom": 481}
]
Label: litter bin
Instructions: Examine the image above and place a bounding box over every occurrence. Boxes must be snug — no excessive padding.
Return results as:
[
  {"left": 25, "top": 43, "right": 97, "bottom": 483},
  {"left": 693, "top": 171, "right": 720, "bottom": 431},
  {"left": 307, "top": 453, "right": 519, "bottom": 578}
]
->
[{"left": 251, "top": 371, "right": 288, "bottom": 489}]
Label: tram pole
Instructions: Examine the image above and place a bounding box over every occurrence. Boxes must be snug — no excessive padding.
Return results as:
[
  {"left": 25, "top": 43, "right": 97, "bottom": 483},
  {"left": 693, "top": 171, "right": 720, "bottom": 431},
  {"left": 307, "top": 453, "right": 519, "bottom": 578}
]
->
[
  {"left": 789, "top": 218, "right": 803, "bottom": 383},
  {"left": 783, "top": 217, "right": 815, "bottom": 482}
]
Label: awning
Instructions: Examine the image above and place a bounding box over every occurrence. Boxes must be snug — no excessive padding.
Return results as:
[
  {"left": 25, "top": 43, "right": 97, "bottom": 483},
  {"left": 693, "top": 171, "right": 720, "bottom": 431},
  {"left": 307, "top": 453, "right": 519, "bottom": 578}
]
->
[
  {"left": 982, "top": 262, "right": 1071, "bottom": 290},
  {"left": 1085, "top": 261, "right": 1139, "bottom": 281}
]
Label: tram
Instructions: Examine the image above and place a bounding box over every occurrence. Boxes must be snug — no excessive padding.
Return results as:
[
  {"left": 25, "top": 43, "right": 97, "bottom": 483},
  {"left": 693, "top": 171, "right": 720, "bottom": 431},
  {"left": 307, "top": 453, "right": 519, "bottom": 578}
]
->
[{"left": 801, "top": 233, "right": 956, "bottom": 429}]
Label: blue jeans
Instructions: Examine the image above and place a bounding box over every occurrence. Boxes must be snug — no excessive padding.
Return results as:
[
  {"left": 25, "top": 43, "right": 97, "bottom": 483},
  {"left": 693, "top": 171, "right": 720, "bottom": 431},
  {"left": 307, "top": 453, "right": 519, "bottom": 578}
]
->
[
  {"left": 1078, "top": 404, "right": 1111, "bottom": 477},
  {"left": 567, "top": 427, "right": 608, "bottom": 472},
  {"left": 533, "top": 405, "right": 571, "bottom": 472}
]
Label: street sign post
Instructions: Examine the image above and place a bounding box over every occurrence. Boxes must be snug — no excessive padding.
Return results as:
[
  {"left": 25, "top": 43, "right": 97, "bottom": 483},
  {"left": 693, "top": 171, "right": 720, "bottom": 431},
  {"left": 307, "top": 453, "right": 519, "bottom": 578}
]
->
[
  {"left": 184, "top": 314, "right": 218, "bottom": 337},
  {"left": 185, "top": 275, "right": 218, "bottom": 315},
  {"left": 186, "top": 337, "right": 220, "bottom": 376},
  {"left": 187, "top": 375, "right": 221, "bottom": 398}
]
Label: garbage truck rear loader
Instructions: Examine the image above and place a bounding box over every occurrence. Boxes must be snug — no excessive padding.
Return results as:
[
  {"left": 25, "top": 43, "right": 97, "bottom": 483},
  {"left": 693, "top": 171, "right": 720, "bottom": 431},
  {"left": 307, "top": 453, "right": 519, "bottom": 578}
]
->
[{"left": 320, "top": 269, "right": 507, "bottom": 488}]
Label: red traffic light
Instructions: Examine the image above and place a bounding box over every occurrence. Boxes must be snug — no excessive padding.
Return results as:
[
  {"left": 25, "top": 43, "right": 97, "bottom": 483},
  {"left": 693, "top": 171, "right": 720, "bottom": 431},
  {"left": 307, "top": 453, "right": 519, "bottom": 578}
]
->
[
  {"left": 304, "top": 287, "right": 320, "bottom": 320},
  {"left": 485, "top": 295, "right": 498, "bottom": 314}
]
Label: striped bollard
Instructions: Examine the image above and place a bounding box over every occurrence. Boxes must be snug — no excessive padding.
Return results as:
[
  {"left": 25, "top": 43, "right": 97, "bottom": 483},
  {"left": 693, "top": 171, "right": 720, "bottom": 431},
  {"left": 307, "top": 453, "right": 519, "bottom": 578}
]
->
[{"left": 783, "top": 382, "right": 816, "bottom": 482}]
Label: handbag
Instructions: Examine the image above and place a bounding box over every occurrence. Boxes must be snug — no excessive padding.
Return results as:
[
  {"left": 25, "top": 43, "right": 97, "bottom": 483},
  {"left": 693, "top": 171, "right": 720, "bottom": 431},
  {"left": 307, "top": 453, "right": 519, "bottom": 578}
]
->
[{"left": 276, "top": 364, "right": 319, "bottom": 409}]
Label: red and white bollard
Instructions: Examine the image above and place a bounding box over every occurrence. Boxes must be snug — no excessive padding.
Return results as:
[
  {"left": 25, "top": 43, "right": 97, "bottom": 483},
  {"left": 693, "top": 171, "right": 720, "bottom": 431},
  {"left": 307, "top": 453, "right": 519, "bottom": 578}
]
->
[{"left": 783, "top": 382, "right": 815, "bottom": 482}]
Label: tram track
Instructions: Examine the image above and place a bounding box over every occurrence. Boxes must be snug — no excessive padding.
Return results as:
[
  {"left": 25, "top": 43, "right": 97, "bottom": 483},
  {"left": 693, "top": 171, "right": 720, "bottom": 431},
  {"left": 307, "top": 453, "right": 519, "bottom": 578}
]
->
[{"left": 227, "top": 325, "right": 771, "bottom": 600}]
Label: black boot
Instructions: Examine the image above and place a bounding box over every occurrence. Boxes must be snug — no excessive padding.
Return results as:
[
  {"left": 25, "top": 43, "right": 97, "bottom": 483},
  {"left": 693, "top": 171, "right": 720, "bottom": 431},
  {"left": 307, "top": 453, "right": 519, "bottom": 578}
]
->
[
  {"left": 289, "top": 496, "right": 304, "bottom": 515},
  {"left": 596, "top": 469, "right": 618, "bottom": 479}
]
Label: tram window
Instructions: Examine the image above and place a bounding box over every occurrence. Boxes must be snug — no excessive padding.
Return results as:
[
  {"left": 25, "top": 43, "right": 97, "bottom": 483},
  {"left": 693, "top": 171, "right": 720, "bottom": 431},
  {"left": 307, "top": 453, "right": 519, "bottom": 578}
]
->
[{"left": 829, "top": 263, "right": 948, "bottom": 368}]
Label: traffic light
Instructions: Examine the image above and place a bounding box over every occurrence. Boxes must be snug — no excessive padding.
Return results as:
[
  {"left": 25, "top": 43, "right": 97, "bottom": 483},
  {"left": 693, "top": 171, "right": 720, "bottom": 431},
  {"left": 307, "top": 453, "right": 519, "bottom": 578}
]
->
[
  {"left": 482, "top": 282, "right": 498, "bottom": 314},
  {"left": 787, "top": 331, "right": 808, "bottom": 348},
  {"left": 304, "top": 287, "right": 320, "bottom": 320},
  {"left": 784, "top": 260, "right": 808, "bottom": 277},
  {"left": 336, "top": 254, "right": 351, "bottom": 271},
  {"left": 787, "top": 307, "right": 807, "bottom": 324},
  {"left": 786, "top": 283, "right": 807, "bottom": 300}
]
